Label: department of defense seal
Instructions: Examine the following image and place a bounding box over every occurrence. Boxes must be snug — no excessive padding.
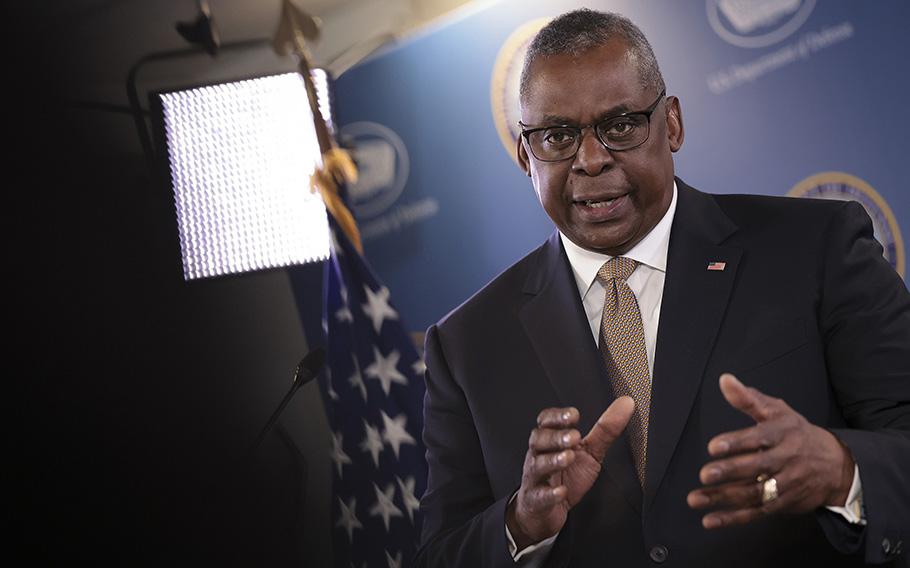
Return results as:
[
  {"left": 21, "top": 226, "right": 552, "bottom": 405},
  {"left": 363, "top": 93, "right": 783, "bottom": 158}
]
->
[
  {"left": 490, "top": 18, "right": 548, "bottom": 165},
  {"left": 789, "top": 171, "right": 904, "bottom": 277},
  {"left": 708, "top": 0, "right": 816, "bottom": 49},
  {"left": 338, "top": 121, "right": 410, "bottom": 220}
]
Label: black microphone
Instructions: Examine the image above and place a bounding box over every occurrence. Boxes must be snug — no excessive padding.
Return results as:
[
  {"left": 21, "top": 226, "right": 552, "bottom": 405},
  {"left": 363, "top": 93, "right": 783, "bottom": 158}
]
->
[{"left": 249, "top": 347, "right": 326, "bottom": 455}]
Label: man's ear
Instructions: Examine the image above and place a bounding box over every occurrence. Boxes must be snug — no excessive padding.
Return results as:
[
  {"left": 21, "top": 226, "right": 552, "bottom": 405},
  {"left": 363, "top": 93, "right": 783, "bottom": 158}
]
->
[
  {"left": 665, "top": 96, "right": 684, "bottom": 152},
  {"left": 516, "top": 136, "right": 532, "bottom": 177}
]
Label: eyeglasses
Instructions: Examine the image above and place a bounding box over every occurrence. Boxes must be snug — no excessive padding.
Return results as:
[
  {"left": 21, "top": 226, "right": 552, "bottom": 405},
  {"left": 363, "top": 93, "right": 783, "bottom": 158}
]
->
[{"left": 519, "top": 90, "right": 666, "bottom": 162}]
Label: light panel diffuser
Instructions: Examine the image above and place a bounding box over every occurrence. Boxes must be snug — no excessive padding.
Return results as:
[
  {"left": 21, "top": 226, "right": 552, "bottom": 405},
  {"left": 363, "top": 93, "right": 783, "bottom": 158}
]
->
[{"left": 160, "top": 72, "right": 329, "bottom": 280}]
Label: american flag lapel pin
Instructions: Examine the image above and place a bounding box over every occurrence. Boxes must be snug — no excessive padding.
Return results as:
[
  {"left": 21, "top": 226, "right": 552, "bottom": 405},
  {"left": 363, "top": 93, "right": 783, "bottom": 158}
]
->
[{"left": 707, "top": 261, "right": 726, "bottom": 271}]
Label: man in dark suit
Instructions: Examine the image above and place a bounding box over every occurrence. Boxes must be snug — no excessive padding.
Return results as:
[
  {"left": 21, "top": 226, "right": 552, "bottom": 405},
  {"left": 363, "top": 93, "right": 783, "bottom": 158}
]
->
[{"left": 416, "top": 9, "right": 910, "bottom": 567}]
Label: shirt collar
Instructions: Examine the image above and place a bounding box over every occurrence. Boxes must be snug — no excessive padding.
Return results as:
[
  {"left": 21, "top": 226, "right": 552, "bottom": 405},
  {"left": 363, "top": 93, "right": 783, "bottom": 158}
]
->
[{"left": 560, "top": 181, "right": 678, "bottom": 297}]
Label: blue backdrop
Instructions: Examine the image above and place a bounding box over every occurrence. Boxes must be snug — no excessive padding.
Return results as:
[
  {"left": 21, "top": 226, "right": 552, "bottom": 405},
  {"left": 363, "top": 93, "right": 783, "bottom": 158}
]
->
[{"left": 329, "top": 0, "right": 909, "bottom": 333}]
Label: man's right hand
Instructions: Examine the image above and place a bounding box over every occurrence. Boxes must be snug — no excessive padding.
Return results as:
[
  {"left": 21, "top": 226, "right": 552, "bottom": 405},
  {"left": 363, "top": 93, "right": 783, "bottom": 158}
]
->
[{"left": 507, "top": 396, "right": 636, "bottom": 549}]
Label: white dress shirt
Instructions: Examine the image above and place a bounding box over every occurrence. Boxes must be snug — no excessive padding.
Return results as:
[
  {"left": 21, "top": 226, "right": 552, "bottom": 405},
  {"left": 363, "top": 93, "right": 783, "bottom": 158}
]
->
[
  {"left": 506, "top": 183, "right": 862, "bottom": 565},
  {"left": 561, "top": 181, "right": 678, "bottom": 373}
]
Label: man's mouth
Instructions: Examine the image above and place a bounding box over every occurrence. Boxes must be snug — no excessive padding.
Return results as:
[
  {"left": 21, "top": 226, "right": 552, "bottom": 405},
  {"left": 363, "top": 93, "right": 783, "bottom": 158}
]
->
[
  {"left": 573, "top": 194, "right": 630, "bottom": 220},
  {"left": 582, "top": 197, "right": 620, "bottom": 208}
]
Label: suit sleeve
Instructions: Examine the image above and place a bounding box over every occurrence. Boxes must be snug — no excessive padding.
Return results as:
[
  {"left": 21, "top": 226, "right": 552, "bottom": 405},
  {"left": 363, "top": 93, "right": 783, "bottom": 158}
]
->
[
  {"left": 414, "top": 324, "right": 573, "bottom": 567},
  {"left": 413, "top": 323, "right": 517, "bottom": 567},
  {"left": 816, "top": 200, "right": 910, "bottom": 564}
]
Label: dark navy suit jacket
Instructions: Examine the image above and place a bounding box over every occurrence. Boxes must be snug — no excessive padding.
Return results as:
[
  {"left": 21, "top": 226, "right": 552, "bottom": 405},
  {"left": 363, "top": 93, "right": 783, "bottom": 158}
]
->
[{"left": 416, "top": 180, "right": 910, "bottom": 567}]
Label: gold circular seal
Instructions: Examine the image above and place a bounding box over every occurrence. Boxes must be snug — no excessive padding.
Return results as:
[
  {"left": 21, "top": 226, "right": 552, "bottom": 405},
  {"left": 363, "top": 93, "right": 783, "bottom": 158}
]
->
[
  {"left": 789, "top": 171, "right": 905, "bottom": 277},
  {"left": 490, "top": 18, "right": 549, "bottom": 165}
]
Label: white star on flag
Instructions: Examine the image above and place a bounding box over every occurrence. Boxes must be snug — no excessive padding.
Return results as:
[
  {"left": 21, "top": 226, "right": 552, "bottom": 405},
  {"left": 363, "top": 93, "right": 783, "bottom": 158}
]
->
[
  {"left": 336, "top": 304, "right": 353, "bottom": 323},
  {"left": 360, "top": 419, "right": 384, "bottom": 467},
  {"left": 364, "top": 347, "right": 408, "bottom": 395},
  {"left": 412, "top": 358, "right": 427, "bottom": 376},
  {"left": 324, "top": 367, "right": 339, "bottom": 401},
  {"left": 369, "top": 482, "right": 404, "bottom": 531},
  {"left": 362, "top": 285, "right": 398, "bottom": 333},
  {"left": 335, "top": 496, "right": 362, "bottom": 543},
  {"left": 380, "top": 410, "right": 417, "bottom": 459},
  {"left": 348, "top": 355, "right": 367, "bottom": 402},
  {"left": 330, "top": 431, "right": 352, "bottom": 477},
  {"left": 396, "top": 475, "right": 421, "bottom": 522},
  {"left": 385, "top": 550, "right": 402, "bottom": 568}
]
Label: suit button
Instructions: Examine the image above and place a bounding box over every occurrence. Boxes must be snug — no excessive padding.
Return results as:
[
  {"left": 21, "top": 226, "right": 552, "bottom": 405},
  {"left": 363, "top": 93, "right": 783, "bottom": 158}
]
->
[
  {"left": 650, "top": 545, "right": 668, "bottom": 563},
  {"left": 882, "top": 538, "right": 891, "bottom": 554}
]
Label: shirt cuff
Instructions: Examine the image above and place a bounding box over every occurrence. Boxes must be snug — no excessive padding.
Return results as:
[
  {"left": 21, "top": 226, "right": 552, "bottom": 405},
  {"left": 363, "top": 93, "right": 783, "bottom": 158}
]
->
[
  {"left": 824, "top": 464, "right": 865, "bottom": 525},
  {"left": 505, "top": 492, "right": 559, "bottom": 563}
]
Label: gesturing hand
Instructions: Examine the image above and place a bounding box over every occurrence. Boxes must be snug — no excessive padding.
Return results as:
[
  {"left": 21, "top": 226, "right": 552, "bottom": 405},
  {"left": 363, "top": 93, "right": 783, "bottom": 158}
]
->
[
  {"left": 687, "top": 373, "right": 855, "bottom": 529},
  {"left": 507, "top": 396, "right": 635, "bottom": 549}
]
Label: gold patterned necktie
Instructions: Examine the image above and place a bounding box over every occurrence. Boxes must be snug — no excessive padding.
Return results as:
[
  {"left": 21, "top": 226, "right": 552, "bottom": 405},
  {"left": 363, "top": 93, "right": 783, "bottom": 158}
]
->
[{"left": 597, "top": 257, "right": 651, "bottom": 487}]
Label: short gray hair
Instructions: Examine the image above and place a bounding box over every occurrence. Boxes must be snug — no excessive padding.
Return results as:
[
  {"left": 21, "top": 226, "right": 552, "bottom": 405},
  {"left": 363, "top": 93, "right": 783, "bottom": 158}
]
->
[{"left": 519, "top": 8, "right": 665, "bottom": 103}]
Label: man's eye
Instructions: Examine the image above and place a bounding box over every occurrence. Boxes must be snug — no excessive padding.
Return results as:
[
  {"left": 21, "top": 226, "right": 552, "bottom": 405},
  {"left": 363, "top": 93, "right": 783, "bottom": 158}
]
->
[
  {"left": 542, "top": 128, "right": 577, "bottom": 146},
  {"left": 601, "top": 119, "right": 639, "bottom": 138}
]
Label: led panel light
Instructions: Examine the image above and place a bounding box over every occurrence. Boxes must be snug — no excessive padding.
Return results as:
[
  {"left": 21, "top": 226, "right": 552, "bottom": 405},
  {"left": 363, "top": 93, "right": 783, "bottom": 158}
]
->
[{"left": 159, "top": 72, "right": 330, "bottom": 281}]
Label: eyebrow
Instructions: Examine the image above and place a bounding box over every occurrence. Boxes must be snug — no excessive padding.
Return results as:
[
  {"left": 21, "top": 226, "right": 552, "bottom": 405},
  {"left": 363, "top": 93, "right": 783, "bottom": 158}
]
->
[{"left": 539, "top": 103, "right": 636, "bottom": 126}]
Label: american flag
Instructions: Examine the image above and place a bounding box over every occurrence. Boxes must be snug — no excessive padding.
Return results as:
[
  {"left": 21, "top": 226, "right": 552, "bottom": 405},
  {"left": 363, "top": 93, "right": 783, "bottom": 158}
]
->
[
  {"left": 319, "top": 214, "right": 427, "bottom": 567},
  {"left": 707, "top": 261, "right": 726, "bottom": 271}
]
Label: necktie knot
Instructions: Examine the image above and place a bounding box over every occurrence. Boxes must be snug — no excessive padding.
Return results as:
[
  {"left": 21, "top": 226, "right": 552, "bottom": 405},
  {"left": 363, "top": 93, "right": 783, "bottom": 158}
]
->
[{"left": 597, "top": 256, "right": 638, "bottom": 284}]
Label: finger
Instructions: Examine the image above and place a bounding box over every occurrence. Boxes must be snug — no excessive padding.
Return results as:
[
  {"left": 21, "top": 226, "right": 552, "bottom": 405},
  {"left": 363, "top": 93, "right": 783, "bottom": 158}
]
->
[
  {"left": 701, "top": 479, "right": 791, "bottom": 529},
  {"left": 699, "top": 447, "right": 781, "bottom": 486},
  {"left": 691, "top": 470, "right": 794, "bottom": 513},
  {"left": 707, "top": 422, "right": 780, "bottom": 458},
  {"left": 718, "top": 373, "right": 773, "bottom": 423},
  {"left": 537, "top": 407, "right": 580, "bottom": 428},
  {"left": 520, "top": 484, "right": 568, "bottom": 514},
  {"left": 701, "top": 506, "right": 765, "bottom": 529},
  {"left": 529, "top": 428, "right": 581, "bottom": 453},
  {"left": 687, "top": 479, "right": 762, "bottom": 510},
  {"left": 525, "top": 450, "right": 576, "bottom": 481},
  {"left": 583, "top": 396, "right": 635, "bottom": 463}
]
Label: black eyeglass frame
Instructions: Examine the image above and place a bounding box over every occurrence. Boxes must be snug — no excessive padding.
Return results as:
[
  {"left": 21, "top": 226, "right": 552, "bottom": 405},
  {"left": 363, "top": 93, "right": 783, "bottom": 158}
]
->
[{"left": 518, "top": 89, "right": 667, "bottom": 162}]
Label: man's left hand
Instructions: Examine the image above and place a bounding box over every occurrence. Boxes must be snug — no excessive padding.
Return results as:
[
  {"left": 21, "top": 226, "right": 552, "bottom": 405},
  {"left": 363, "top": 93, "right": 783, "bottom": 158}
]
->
[{"left": 687, "top": 373, "right": 855, "bottom": 529}]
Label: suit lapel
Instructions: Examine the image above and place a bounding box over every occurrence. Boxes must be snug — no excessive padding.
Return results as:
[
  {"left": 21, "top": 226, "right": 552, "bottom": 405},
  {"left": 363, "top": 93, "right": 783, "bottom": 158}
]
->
[
  {"left": 519, "top": 232, "right": 642, "bottom": 514},
  {"left": 644, "top": 181, "right": 741, "bottom": 513}
]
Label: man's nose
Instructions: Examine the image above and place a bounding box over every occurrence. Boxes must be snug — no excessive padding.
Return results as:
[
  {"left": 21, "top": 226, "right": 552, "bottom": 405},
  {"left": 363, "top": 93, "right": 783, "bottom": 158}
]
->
[{"left": 572, "top": 126, "right": 614, "bottom": 176}]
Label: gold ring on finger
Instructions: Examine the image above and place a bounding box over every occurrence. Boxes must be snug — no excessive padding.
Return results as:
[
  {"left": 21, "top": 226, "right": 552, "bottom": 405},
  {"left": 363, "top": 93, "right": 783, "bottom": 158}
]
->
[{"left": 760, "top": 476, "right": 779, "bottom": 505}]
